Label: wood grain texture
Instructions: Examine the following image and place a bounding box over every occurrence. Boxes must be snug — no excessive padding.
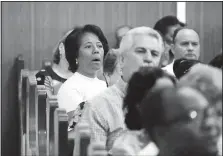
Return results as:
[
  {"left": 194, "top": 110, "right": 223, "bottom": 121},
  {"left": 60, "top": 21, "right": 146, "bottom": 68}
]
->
[
  {"left": 186, "top": 2, "right": 222, "bottom": 63},
  {"left": 2, "top": 2, "right": 176, "bottom": 156}
]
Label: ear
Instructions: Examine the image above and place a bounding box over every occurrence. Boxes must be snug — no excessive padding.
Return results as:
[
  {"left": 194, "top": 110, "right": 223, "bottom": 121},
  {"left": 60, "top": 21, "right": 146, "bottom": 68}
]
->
[
  {"left": 59, "top": 42, "right": 65, "bottom": 54},
  {"left": 170, "top": 43, "right": 175, "bottom": 55}
]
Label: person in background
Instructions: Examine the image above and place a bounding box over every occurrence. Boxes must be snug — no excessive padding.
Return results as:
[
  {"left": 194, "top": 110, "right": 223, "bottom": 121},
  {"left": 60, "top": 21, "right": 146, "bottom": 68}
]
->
[
  {"left": 140, "top": 87, "right": 221, "bottom": 156},
  {"left": 57, "top": 24, "right": 109, "bottom": 115},
  {"left": 111, "top": 66, "right": 176, "bottom": 156},
  {"left": 35, "top": 29, "right": 74, "bottom": 94},
  {"left": 76, "top": 26, "right": 164, "bottom": 154},
  {"left": 163, "top": 27, "right": 201, "bottom": 76},
  {"left": 103, "top": 48, "right": 122, "bottom": 87},
  {"left": 154, "top": 15, "right": 186, "bottom": 68},
  {"left": 115, "top": 25, "right": 132, "bottom": 48}
]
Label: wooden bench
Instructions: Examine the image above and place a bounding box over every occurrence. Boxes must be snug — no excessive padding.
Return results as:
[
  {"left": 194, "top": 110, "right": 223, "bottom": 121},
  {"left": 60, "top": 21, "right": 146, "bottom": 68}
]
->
[{"left": 17, "top": 55, "right": 109, "bottom": 156}]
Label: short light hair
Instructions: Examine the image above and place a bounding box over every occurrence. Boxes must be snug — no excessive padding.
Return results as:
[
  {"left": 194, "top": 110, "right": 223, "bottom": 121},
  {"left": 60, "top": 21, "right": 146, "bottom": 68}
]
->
[{"left": 119, "top": 26, "right": 164, "bottom": 56}]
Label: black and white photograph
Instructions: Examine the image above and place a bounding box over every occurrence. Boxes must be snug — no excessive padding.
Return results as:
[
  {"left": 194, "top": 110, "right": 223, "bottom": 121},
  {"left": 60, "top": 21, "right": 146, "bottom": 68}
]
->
[{"left": 1, "top": 1, "right": 222, "bottom": 156}]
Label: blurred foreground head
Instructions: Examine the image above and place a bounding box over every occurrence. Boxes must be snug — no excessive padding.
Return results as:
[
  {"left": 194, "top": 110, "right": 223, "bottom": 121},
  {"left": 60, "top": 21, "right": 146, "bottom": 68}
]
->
[{"left": 140, "top": 87, "right": 221, "bottom": 156}]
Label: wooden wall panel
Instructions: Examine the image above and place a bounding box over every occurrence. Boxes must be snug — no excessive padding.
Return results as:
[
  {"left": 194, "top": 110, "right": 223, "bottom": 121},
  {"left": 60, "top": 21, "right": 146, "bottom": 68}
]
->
[
  {"left": 1, "top": 2, "right": 176, "bottom": 156},
  {"left": 2, "top": 2, "right": 32, "bottom": 156},
  {"left": 186, "top": 2, "right": 222, "bottom": 63}
]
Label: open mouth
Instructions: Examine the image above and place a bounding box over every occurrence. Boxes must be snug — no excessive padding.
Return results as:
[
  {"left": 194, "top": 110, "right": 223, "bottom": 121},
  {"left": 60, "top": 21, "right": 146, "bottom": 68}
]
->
[{"left": 92, "top": 58, "right": 101, "bottom": 62}]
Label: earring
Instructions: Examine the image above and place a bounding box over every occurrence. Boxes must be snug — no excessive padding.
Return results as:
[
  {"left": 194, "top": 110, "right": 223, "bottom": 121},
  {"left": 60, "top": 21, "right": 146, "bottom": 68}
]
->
[{"left": 76, "top": 59, "right": 78, "bottom": 65}]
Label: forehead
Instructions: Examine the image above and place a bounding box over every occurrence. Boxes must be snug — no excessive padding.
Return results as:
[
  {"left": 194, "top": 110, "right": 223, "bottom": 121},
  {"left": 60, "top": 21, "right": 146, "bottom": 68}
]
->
[
  {"left": 132, "top": 34, "right": 161, "bottom": 51},
  {"left": 81, "top": 32, "right": 100, "bottom": 43},
  {"left": 175, "top": 29, "right": 199, "bottom": 42}
]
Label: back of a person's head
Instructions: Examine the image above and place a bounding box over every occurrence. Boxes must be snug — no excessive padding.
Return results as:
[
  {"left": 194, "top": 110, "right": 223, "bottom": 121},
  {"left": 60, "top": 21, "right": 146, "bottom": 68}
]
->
[
  {"left": 154, "top": 15, "right": 185, "bottom": 36},
  {"left": 119, "top": 26, "right": 164, "bottom": 56},
  {"left": 178, "top": 63, "right": 222, "bottom": 104},
  {"left": 140, "top": 87, "right": 179, "bottom": 139},
  {"left": 173, "top": 58, "right": 201, "bottom": 79},
  {"left": 209, "top": 53, "right": 222, "bottom": 69},
  {"left": 124, "top": 66, "right": 175, "bottom": 130},
  {"left": 53, "top": 29, "right": 73, "bottom": 65},
  {"left": 103, "top": 49, "right": 119, "bottom": 76},
  {"left": 64, "top": 24, "right": 109, "bottom": 72}
]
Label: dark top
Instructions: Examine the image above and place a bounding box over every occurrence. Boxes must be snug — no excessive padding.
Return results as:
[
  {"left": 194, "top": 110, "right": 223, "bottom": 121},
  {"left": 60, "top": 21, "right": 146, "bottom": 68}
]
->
[{"left": 35, "top": 66, "right": 67, "bottom": 85}]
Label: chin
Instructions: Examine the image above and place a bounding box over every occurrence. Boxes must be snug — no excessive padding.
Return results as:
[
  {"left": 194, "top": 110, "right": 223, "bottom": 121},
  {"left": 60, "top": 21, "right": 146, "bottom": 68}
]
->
[{"left": 185, "top": 56, "right": 197, "bottom": 60}]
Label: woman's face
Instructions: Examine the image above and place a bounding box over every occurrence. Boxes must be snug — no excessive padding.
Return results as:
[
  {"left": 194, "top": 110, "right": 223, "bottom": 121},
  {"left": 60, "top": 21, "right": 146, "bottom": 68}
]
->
[{"left": 77, "top": 32, "right": 104, "bottom": 76}]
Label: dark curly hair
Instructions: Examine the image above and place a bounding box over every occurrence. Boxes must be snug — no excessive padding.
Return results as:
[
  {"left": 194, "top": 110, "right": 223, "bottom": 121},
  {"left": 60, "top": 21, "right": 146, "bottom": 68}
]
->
[
  {"left": 123, "top": 66, "right": 176, "bottom": 130},
  {"left": 154, "top": 15, "right": 186, "bottom": 37},
  {"left": 64, "top": 24, "right": 109, "bottom": 72}
]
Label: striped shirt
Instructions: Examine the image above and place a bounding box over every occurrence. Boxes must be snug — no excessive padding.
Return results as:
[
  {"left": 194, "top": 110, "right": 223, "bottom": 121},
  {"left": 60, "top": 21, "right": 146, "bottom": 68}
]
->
[{"left": 78, "top": 78, "right": 127, "bottom": 151}]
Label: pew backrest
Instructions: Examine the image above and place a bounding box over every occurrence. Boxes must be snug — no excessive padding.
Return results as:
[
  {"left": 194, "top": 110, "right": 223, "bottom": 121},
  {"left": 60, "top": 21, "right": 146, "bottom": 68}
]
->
[{"left": 54, "top": 108, "right": 68, "bottom": 156}]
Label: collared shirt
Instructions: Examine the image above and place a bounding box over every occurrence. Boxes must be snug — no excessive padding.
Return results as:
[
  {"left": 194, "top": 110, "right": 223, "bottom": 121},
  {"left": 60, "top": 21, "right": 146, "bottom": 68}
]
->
[
  {"left": 162, "top": 59, "right": 175, "bottom": 76},
  {"left": 78, "top": 78, "right": 127, "bottom": 151}
]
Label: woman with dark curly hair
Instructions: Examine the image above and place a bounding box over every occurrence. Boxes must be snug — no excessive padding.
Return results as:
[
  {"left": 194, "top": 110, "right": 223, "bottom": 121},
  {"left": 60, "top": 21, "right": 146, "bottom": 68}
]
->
[
  {"left": 57, "top": 24, "right": 109, "bottom": 117},
  {"left": 111, "top": 66, "right": 176, "bottom": 156}
]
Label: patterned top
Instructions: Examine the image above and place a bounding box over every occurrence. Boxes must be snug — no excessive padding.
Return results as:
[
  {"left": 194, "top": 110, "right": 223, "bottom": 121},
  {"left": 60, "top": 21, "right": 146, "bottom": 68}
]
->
[{"left": 77, "top": 78, "right": 127, "bottom": 152}]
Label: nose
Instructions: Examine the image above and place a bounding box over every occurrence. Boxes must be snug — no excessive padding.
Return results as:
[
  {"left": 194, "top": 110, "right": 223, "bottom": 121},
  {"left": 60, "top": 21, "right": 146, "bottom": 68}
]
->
[
  {"left": 93, "top": 45, "right": 100, "bottom": 54},
  {"left": 144, "top": 51, "right": 153, "bottom": 64},
  {"left": 187, "top": 43, "right": 194, "bottom": 52}
]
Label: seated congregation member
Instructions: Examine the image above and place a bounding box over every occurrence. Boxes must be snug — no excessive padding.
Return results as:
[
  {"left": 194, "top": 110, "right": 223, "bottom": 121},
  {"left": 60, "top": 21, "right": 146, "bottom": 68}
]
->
[
  {"left": 154, "top": 15, "right": 185, "bottom": 69},
  {"left": 35, "top": 29, "right": 74, "bottom": 94},
  {"left": 177, "top": 63, "right": 222, "bottom": 156},
  {"left": 173, "top": 58, "right": 200, "bottom": 79},
  {"left": 76, "top": 26, "right": 164, "bottom": 153},
  {"left": 103, "top": 49, "right": 122, "bottom": 87},
  {"left": 140, "top": 87, "right": 221, "bottom": 156},
  {"left": 209, "top": 52, "right": 222, "bottom": 69},
  {"left": 111, "top": 66, "right": 176, "bottom": 156},
  {"left": 163, "top": 27, "right": 201, "bottom": 76},
  {"left": 115, "top": 25, "right": 132, "bottom": 48},
  {"left": 57, "top": 24, "right": 109, "bottom": 119}
]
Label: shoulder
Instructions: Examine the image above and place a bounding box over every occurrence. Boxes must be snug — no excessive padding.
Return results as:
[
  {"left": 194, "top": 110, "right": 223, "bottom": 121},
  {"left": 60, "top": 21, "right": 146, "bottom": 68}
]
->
[{"left": 88, "top": 85, "right": 118, "bottom": 107}]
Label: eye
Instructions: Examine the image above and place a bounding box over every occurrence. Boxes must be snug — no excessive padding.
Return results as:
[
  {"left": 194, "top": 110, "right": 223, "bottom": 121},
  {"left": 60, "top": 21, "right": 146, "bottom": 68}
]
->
[
  {"left": 151, "top": 50, "right": 159, "bottom": 57},
  {"left": 135, "top": 48, "right": 146, "bottom": 54},
  {"left": 192, "top": 42, "right": 198, "bottom": 46},
  {"left": 97, "top": 44, "right": 103, "bottom": 48},
  {"left": 181, "top": 42, "right": 189, "bottom": 46},
  {"left": 85, "top": 45, "right": 92, "bottom": 49}
]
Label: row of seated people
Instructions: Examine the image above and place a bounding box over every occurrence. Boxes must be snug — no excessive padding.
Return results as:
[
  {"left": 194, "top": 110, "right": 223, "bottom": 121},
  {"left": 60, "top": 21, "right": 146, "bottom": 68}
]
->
[{"left": 17, "top": 16, "right": 222, "bottom": 156}]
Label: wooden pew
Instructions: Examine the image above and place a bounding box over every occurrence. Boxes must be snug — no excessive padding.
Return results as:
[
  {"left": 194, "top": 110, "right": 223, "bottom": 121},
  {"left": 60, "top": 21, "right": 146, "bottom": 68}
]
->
[
  {"left": 74, "top": 122, "right": 91, "bottom": 156},
  {"left": 88, "top": 142, "right": 108, "bottom": 156},
  {"left": 26, "top": 74, "right": 38, "bottom": 155},
  {"left": 16, "top": 55, "right": 26, "bottom": 156},
  {"left": 54, "top": 108, "right": 69, "bottom": 156},
  {"left": 46, "top": 91, "right": 59, "bottom": 156},
  {"left": 36, "top": 85, "right": 47, "bottom": 155},
  {"left": 19, "top": 69, "right": 29, "bottom": 156}
]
